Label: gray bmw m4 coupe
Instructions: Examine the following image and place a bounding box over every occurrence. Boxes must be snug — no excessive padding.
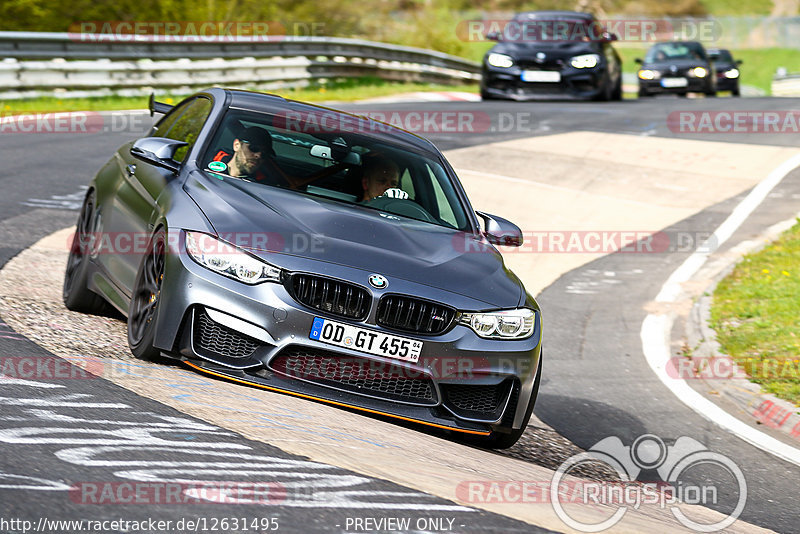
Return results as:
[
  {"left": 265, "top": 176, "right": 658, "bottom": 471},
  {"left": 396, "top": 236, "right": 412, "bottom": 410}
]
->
[{"left": 63, "top": 88, "right": 542, "bottom": 448}]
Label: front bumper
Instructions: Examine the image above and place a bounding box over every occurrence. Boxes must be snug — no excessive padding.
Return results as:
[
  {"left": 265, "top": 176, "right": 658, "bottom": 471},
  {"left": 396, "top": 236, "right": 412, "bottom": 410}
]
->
[
  {"left": 152, "top": 238, "right": 542, "bottom": 436},
  {"left": 638, "top": 77, "right": 711, "bottom": 95},
  {"left": 715, "top": 76, "right": 739, "bottom": 91},
  {"left": 482, "top": 64, "right": 607, "bottom": 100}
]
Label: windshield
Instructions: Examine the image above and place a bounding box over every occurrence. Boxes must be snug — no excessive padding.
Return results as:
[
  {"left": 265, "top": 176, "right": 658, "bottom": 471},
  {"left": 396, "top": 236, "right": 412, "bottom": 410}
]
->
[
  {"left": 646, "top": 43, "right": 707, "bottom": 62},
  {"left": 710, "top": 50, "right": 733, "bottom": 62},
  {"left": 501, "top": 17, "right": 601, "bottom": 43},
  {"left": 201, "top": 109, "right": 471, "bottom": 231}
]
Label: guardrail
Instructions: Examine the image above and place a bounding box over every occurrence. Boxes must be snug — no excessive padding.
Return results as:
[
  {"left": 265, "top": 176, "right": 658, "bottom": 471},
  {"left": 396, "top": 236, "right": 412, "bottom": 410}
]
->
[
  {"left": 0, "top": 31, "right": 481, "bottom": 99},
  {"left": 771, "top": 74, "right": 800, "bottom": 97}
]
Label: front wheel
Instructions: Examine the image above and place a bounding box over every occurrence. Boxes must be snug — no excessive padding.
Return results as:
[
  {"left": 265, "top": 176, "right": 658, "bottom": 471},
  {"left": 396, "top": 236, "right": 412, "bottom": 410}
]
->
[
  {"left": 127, "top": 228, "right": 167, "bottom": 360},
  {"left": 63, "top": 191, "right": 113, "bottom": 315}
]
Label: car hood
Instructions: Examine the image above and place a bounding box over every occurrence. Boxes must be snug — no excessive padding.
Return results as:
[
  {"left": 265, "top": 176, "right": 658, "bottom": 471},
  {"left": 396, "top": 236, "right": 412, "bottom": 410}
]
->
[
  {"left": 490, "top": 41, "right": 598, "bottom": 61},
  {"left": 644, "top": 59, "right": 710, "bottom": 70},
  {"left": 712, "top": 61, "right": 736, "bottom": 71},
  {"left": 183, "top": 173, "right": 524, "bottom": 308}
]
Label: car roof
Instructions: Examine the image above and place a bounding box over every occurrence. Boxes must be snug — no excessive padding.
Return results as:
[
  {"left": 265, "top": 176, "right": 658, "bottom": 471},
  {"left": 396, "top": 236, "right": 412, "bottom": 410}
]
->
[
  {"left": 221, "top": 89, "right": 438, "bottom": 153},
  {"left": 512, "top": 10, "right": 594, "bottom": 21}
]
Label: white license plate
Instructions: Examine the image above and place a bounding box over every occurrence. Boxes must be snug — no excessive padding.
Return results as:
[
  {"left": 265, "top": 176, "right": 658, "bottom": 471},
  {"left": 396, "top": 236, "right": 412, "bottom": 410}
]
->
[
  {"left": 309, "top": 317, "right": 422, "bottom": 363},
  {"left": 521, "top": 70, "right": 561, "bottom": 83},
  {"left": 661, "top": 77, "right": 688, "bottom": 88}
]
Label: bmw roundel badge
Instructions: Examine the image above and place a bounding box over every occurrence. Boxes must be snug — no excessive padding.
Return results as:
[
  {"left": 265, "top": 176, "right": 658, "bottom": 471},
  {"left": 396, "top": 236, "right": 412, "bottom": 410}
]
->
[{"left": 368, "top": 274, "right": 388, "bottom": 289}]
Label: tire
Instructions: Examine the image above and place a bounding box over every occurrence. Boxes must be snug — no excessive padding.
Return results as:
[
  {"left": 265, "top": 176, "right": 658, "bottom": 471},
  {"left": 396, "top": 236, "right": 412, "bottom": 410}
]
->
[
  {"left": 637, "top": 89, "right": 652, "bottom": 98},
  {"left": 705, "top": 90, "right": 717, "bottom": 97},
  {"left": 595, "top": 74, "right": 613, "bottom": 102},
  {"left": 611, "top": 75, "right": 623, "bottom": 101},
  {"left": 466, "top": 353, "right": 542, "bottom": 450},
  {"left": 63, "top": 192, "right": 113, "bottom": 315},
  {"left": 127, "top": 228, "right": 167, "bottom": 361},
  {"left": 732, "top": 86, "right": 740, "bottom": 97}
]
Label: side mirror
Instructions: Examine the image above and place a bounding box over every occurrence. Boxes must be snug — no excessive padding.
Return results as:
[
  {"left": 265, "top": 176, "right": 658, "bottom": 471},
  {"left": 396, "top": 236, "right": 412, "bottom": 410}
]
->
[
  {"left": 130, "top": 137, "right": 187, "bottom": 174},
  {"left": 736, "top": 59, "right": 743, "bottom": 65},
  {"left": 476, "top": 211, "right": 523, "bottom": 247},
  {"left": 601, "top": 32, "right": 618, "bottom": 42},
  {"left": 634, "top": 58, "right": 643, "bottom": 64},
  {"left": 486, "top": 31, "right": 500, "bottom": 41}
]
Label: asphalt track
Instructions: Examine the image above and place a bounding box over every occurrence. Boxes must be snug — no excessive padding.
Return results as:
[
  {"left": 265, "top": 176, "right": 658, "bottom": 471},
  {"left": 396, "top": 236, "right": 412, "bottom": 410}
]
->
[{"left": 1, "top": 95, "right": 800, "bottom": 533}]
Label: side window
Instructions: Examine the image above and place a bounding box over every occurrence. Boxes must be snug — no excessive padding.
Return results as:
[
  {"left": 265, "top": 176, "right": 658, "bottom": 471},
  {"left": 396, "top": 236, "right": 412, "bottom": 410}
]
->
[
  {"left": 150, "top": 100, "right": 191, "bottom": 138},
  {"left": 163, "top": 97, "right": 213, "bottom": 163}
]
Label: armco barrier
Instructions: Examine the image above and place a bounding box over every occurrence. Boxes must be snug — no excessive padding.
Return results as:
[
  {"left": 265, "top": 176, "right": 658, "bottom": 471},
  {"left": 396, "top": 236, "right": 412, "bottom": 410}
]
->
[
  {"left": 771, "top": 74, "right": 800, "bottom": 97},
  {"left": 0, "top": 32, "right": 480, "bottom": 98}
]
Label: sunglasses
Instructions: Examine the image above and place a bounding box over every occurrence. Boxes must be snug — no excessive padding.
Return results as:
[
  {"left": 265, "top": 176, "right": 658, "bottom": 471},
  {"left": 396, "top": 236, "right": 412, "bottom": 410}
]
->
[{"left": 241, "top": 140, "right": 268, "bottom": 153}]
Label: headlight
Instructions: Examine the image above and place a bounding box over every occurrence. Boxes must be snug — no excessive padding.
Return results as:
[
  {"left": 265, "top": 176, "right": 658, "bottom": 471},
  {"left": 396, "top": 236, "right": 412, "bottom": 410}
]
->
[
  {"left": 688, "top": 67, "right": 707, "bottom": 78},
  {"left": 570, "top": 54, "right": 600, "bottom": 69},
  {"left": 185, "top": 231, "right": 281, "bottom": 285},
  {"left": 724, "top": 68, "right": 739, "bottom": 79},
  {"left": 487, "top": 53, "right": 514, "bottom": 68},
  {"left": 458, "top": 309, "right": 536, "bottom": 339},
  {"left": 638, "top": 69, "right": 660, "bottom": 80}
]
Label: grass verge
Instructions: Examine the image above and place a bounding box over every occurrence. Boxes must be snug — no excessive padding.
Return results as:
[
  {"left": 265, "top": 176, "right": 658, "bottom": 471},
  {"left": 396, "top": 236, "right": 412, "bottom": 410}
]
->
[
  {"left": 1, "top": 79, "right": 478, "bottom": 114},
  {"left": 710, "top": 219, "right": 800, "bottom": 406}
]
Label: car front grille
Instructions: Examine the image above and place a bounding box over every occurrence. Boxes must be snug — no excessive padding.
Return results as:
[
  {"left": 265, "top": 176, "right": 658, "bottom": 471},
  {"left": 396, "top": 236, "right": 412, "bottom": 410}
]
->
[
  {"left": 269, "top": 346, "right": 437, "bottom": 405},
  {"left": 377, "top": 295, "right": 455, "bottom": 335},
  {"left": 443, "top": 380, "right": 514, "bottom": 420},
  {"left": 287, "top": 274, "right": 370, "bottom": 320},
  {"left": 516, "top": 59, "right": 565, "bottom": 71},
  {"left": 194, "top": 310, "right": 259, "bottom": 359}
]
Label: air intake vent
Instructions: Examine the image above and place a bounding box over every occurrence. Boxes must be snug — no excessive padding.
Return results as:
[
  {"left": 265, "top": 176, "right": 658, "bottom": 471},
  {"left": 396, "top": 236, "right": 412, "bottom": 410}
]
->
[
  {"left": 194, "top": 310, "right": 259, "bottom": 359},
  {"left": 377, "top": 295, "right": 455, "bottom": 335},
  {"left": 443, "top": 380, "right": 514, "bottom": 421},
  {"left": 270, "top": 346, "right": 437, "bottom": 405},
  {"left": 287, "top": 274, "right": 370, "bottom": 320}
]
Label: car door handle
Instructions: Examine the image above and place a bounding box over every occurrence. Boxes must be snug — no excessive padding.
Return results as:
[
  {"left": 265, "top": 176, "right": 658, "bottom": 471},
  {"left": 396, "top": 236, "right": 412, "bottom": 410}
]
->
[{"left": 126, "top": 164, "right": 136, "bottom": 176}]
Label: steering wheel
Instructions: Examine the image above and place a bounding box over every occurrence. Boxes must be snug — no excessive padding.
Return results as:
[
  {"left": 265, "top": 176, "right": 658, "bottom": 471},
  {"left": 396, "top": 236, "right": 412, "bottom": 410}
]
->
[{"left": 364, "top": 195, "right": 438, "bottom": 224}]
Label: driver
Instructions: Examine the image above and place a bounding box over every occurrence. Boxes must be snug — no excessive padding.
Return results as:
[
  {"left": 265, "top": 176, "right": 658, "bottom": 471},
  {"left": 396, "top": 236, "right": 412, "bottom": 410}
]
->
[
  {"left": 360, "top": 154, "right": 405, "bottom": 201},
  {"left": 209, "top": 126, "right": 275, "bottom": 182},
  {"left": 210, "top": 125, "right": 350, "bottom": 190}
]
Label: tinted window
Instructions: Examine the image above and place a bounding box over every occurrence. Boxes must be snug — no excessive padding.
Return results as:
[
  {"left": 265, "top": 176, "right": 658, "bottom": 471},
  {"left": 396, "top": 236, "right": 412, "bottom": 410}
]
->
[
  {"left": 646, "top": 43, "right": 707, "bottom": 62},
  {"left": 163, "top": 97, "right": 213, "bottom": 163},
  {"left": 150, "top": 100, "right": 191, "bottom": 137},
  {"left": 201, "top": 110, "right": 470, "bottom": 230}
]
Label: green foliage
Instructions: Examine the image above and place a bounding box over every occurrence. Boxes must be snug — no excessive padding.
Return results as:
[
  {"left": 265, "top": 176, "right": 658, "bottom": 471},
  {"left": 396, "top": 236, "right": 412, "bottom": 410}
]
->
[{"left": 711, "top": 222, "right": 800, "bottom": 406}]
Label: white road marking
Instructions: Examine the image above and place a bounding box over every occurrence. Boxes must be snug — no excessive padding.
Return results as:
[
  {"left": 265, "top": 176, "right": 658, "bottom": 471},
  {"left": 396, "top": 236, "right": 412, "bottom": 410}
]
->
[
  {"left": 21, "top": 186, "right": 87, "bottom": 210},
  {"left": 641, "top": 152, "right": 800, "bottom": 467}
]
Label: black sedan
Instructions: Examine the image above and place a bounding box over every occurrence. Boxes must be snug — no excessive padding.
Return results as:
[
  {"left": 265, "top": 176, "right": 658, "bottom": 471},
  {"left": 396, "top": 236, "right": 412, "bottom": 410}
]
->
[
  {"left": 708, "top": 48, "right": 742, "bottom": 96},
  {"left": 480, "top": 10, "right": 622, "bottom": 101},
  {"left": 637, "top": 41, "right": 716, "bottom": 97},
  {"left": 63, "top": 88, "right": 542, "bottom": 448}
]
